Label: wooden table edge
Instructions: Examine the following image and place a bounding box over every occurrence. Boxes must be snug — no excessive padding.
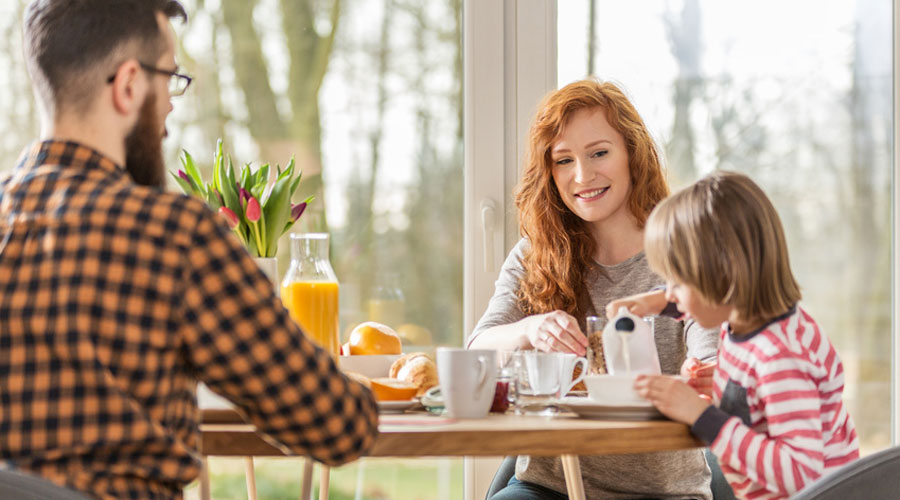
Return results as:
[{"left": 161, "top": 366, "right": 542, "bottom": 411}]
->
[{"left": 200, "top": 410, "right": 704, "bottom": 458}]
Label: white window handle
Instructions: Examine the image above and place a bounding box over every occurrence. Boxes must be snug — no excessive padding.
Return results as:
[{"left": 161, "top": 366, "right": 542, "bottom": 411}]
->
[{"left": 481, "top": 199, "right": 497, "bottom": 273}]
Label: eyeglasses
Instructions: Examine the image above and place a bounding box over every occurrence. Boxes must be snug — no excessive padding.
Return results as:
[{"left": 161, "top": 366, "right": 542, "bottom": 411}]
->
[{"left": 106, "top": 63, "right": 193, "bottom": 97}]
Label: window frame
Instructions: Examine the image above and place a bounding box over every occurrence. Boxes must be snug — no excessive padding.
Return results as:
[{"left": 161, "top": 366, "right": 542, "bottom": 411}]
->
[
  {"left": 892, "top": 0, "right": 899, "bottom": 445},
  {"left": 463, "top": 1, "right": 557, "bottom": 498}
]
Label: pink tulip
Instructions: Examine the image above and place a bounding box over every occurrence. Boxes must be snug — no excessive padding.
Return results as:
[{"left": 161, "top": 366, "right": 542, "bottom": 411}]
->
[
  {"left": 178, "top": 170, "right": 191, "bottom": 183},
  {"left": 246, "top": 196, "right": 261, "bottom": 222},
  {"left": 218, "top": 206, "right": 240, "bottom": 229},
  {"left": 239, "top": 187, "right": 251, "bottom": 206},
  {"left": 291, "top": 202, "right": 307, "bottom": 221}
]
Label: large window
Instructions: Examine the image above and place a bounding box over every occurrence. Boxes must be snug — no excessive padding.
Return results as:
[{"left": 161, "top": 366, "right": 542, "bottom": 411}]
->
[
  {"left": 559, "top": 0, "right": 893, "bottom": 453},
  {"left": 167, "top": 0, "right": 465, "bottom": 350},
  {"left": 0, "top": 0, "right": 464, "bottom": 498},
  {"left": 0, "top": 0, "right": 464, "bottom": 350}
]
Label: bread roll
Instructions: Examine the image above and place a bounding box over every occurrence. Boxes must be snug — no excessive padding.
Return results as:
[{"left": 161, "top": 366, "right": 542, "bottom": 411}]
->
[
  {"left": 389, "top": 352, "right": 438, "bottom": 396},
  {"left": 345, "top": 371, "right": 372, "bottom": 389}
]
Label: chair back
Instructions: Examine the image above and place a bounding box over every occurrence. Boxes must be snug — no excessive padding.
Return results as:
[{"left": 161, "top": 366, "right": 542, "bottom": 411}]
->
[
  {"left": 485, "top": 456, "right": 516, "bottom": 499},
  {"left": 0, "top": 470, "right": 91, "bottom": 500},
  {"left": 792, "top": 446, "right": 900, "bottom": 500}
]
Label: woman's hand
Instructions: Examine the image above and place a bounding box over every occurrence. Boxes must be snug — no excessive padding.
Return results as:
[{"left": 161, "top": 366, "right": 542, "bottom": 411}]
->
[
  {"left": 605, "top": 289, "right": 668, "bottom": 319},
  {"left": 681, "top": 357, "right": 716, "bottom": 399},
  {"left": 525, "top": 311, "right": 588, "bottom": 355},
  {"left": 634, "top": 374, "right": 710, "bottom": 425}
]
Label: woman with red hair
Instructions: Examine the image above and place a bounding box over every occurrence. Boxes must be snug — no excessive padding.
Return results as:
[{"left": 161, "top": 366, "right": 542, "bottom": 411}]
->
[{"left": 469, "top": 79, "right": 718, "bottom": 500}]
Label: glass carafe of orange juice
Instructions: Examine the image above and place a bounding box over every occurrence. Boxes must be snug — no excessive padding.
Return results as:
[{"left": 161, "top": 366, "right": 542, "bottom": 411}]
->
[{"left": 281, "top": 233, "right": 340, "bottom": 358}]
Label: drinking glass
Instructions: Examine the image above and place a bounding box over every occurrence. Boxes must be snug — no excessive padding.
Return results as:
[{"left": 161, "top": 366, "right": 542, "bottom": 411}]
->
[
  {"left": 490, "top": 351, "right": 518, "bottom": 413},
  {"left": 585, "top": 315, "right": 606, "bottom": 375},
  {"left": 512, "top": 351, "right": 565, "bottom": 415}
]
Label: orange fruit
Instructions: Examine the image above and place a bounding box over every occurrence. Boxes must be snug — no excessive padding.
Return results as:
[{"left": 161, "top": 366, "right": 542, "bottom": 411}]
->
[
  {"left": 395, "top": 323, "right": 433, "bottom": 346},
  {"left": 370, "top": 377, "right": 418, "bottom": 401},
  {"left": 348, "top": 322, "right": 402, "bottom": 355}
]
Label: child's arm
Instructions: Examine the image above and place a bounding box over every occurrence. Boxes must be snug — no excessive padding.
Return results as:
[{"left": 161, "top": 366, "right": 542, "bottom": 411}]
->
[
  {"left": 605, "top": 288, "right": 669, "bottom": 319},
  {"left": 692, "top": 360, "right": 826, "bottom": 497}
]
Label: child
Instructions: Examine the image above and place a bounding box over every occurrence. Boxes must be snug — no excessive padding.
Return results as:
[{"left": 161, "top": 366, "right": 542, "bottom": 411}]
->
[{"left": 623, "top": 171, "right": 859, "bottom": 499}]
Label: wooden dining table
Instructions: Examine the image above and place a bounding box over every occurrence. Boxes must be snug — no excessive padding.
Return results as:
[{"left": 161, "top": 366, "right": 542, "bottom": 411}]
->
[{"left": 200, "top": 408, "right": 704, "bottom": 500}]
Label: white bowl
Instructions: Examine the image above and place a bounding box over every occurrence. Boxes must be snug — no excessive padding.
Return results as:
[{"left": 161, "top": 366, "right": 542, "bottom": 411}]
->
[
  {"left": 583, "top": 374, "right": 646, "bottom": 405},
  {"left": 339, "top": 354, "right": 402, "bottom": 378}
]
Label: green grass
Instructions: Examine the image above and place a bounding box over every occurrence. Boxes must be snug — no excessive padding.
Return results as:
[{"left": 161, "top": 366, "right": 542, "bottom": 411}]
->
[{"left": 185, "top": 457, "right": 464, "bottom": 500}]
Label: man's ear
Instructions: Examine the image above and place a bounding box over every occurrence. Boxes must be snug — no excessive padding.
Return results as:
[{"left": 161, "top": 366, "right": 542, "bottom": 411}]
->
[{"left": 109, "top": 59, "right": 147, "bottom": 116}]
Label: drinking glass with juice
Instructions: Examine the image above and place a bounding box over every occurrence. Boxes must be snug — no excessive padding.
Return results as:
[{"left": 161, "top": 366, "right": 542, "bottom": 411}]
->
[{"left": 281, "top": 233, "right": 340, "bottom": 358}]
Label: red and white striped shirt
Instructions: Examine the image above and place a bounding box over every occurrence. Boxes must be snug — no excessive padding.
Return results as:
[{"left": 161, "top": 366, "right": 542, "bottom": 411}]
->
[{"left": 691, "top": 305, "right": 859, "bottom": 499}]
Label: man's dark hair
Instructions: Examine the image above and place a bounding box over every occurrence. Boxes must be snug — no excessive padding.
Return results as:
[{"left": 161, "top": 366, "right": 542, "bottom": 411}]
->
[{"left": 24, "top": 0, "right": 187, "bottom": 115}]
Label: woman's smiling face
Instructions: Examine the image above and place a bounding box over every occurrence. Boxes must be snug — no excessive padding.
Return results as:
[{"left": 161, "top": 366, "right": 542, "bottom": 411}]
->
[{"left": 550, "top": 106, "right": 632, "bottom": 229}]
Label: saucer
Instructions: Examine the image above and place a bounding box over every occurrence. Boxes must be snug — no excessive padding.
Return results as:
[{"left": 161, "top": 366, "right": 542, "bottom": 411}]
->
[
  {"left": 377, "top": 399, "right": 420, "bottom": 414},
  {"left": 556, "top": 396, "right": 663, "bottom": 420}
]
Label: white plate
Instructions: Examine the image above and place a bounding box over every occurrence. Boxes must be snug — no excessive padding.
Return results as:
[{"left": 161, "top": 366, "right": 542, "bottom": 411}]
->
[
  {"left": 556, "top": 397, "right": 663, "bottom": 420},
  {"left": 377, "top": 399, "right": 420, "bottom": 414}
]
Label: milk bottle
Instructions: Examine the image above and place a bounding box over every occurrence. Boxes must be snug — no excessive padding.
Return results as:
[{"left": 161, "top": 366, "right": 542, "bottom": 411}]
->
[{"left": 601, "top": 307, "right": 662, "bottom": 375}]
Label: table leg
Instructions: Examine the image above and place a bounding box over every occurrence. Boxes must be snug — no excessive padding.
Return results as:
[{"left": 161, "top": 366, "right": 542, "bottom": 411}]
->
[
  {"left": 300, "top": 459, "right": 314, "bottom": 500},
  {"left": 560, "top": 455, "right": 585, "bottom": 500},
  {"left": 245, "top": 457, "right": 258, "bottom": 500},
  {"left": 319, "top": 466, "right": 330, "bottom": 500},
  {"left": 199, "top": 457, "right": 211, "bottom": 500}
]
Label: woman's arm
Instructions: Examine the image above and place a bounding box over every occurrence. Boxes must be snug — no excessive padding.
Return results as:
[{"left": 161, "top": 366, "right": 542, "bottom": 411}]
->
[
  {"left": 466, "top": 239, "right": 586, "bottom": 355},
  {"left": 467, "top": 318, "right": 535, "bottom": 350},
  {"left": 469, "top": 311, "right": 587, "bottom": 355}
]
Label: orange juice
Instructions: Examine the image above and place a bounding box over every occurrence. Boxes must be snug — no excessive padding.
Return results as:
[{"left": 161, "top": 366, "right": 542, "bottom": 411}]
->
[{"left": 281, "top": 281, "right": 340, "bottom": 358}]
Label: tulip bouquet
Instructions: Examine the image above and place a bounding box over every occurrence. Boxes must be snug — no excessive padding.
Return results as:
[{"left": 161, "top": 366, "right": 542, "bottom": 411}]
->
[{"left": 171, "top": 139, "right": 312, "bottom": 258}]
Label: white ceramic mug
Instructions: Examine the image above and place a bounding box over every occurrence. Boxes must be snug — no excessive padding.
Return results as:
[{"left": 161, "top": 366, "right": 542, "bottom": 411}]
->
[
  {"left": 520, "top": 351, "right": 563, "bottom": 395},
  {"left": 557, "top": 353, "right": 588, "bottom": 397},
  {"left": 512, "top": 351, "right": 586, "bottom": 414},
  {"left": 437, "top": 348, "right": 497, "bottom": 418}
]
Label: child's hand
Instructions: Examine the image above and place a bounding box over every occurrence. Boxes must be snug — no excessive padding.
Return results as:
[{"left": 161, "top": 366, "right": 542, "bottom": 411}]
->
[
  {"left": 680, "top": 357, "right": 716, "bottom": 398},
  {"left": 634, "top": 374, "right": 710, "bottom": 425},
  {"left": 605, "top": 289, "right": 668, "bottom": 319}
]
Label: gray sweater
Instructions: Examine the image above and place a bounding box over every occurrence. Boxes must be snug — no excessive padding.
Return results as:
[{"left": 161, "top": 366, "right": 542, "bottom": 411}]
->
[{"left": 472, "top": 239, "right": 717, "bottom": 500}]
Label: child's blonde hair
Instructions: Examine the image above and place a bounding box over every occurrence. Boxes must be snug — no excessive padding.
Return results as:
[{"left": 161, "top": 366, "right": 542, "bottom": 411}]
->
[{"left": 645, "top": 171, "right": 801, "bottom": 324}]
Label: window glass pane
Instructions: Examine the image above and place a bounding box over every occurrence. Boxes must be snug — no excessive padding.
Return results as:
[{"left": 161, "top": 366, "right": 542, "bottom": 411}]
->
[
  {"left": 560, "top": 0, "right": 892, "bottom": 453},
  {"left": 166, "top": 0, "right": 464, "bottom": 351},
  {"left": 0, "top": 0, "right": 463, "bottom": 350},
  {"left": 0, "top": 0, "right": 463, "bottom": 497}
]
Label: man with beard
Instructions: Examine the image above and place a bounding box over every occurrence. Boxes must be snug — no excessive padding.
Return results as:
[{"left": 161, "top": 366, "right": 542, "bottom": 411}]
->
[{"left": 0, "top": 2, "right": 379, "bottom": 499}]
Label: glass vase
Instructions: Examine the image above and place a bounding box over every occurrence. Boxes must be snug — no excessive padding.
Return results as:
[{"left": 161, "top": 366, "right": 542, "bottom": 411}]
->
[{"left": 253, "top": 257, "right": 279, "bottom": 295}]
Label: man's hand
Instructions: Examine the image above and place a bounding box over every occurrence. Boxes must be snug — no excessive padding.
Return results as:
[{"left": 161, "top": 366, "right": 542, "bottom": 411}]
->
[
  {"left": 634, "top": 374, "right": 710, "bottom": 425},
  {"left": 525, "top": 311, "right": 588, "bottom": 355},
  {"left": 605, "top": 289, "right": 668, "bottom": 319},
  {"left": 681, "top": 357, "right": 716, "bottom": 399}
]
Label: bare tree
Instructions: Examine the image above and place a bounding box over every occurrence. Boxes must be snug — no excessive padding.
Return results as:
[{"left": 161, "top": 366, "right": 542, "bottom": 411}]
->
[
  {"left": 586, "top": 0, "right": 597, "bottom": 74},
  {"left": 663, "top": 0, "right": 701, "bottom": 186},
  {"left": 220, "top": 0, "right": 342, "bottom": 232}
]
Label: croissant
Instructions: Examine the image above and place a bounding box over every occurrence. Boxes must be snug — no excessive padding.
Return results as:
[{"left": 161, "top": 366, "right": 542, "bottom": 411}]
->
[{"left": 389, "top": 352, "right": 438, "bottom": 397}]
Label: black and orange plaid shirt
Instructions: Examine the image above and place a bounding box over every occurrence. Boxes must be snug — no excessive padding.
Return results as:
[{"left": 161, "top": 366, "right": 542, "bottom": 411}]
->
[{"left": 0, "top": 141, "right": 379, "bottom": 500}]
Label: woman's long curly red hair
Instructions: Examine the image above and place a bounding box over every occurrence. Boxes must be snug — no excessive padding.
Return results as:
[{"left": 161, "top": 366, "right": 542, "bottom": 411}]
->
[{"left": 515, "top": 79, "right": 669, "bottom": 317}]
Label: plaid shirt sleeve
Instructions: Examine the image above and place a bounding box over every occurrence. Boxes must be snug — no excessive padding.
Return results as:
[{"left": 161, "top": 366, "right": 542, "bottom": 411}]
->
[{"left": 177, "top": 201, "right": 378, "bottom": 465}]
